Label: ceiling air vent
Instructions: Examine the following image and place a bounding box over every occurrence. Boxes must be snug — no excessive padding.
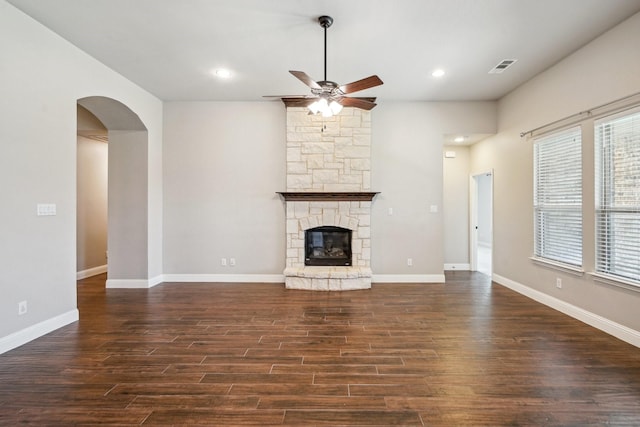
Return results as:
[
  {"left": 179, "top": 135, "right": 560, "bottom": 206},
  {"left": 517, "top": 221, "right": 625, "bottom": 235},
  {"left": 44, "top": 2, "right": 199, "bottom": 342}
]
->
[{"left": 489, "top": 59, "right": 517, "bottom": 74}]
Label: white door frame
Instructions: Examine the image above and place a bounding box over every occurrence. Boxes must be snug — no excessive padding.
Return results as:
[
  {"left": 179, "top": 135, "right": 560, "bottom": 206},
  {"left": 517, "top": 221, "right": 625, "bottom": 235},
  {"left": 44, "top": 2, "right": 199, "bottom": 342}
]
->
[{"left": 469, "top": 170, "right": 493, "bottom": 273}]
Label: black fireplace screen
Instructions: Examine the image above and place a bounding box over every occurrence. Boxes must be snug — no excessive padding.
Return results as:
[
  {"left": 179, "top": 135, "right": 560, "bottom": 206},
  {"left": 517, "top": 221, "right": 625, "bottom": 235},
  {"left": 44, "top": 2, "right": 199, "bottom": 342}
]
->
[{"left": 305, "top": 226, "right": 352, "bottom": 266}]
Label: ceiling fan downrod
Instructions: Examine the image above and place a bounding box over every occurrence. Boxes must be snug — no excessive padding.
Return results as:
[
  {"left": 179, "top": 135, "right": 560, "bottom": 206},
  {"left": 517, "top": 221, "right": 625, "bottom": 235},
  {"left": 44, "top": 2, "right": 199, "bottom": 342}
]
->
[{"left": 318, "top": 15, "right": 333, "bottom": 83}]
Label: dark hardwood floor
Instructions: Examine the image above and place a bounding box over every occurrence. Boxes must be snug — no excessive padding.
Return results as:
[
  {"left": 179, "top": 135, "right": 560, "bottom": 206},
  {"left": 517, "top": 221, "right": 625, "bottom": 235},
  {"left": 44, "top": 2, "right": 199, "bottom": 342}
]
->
[{"left": 1, "top": 272, "right": 640, "bottom": 425}]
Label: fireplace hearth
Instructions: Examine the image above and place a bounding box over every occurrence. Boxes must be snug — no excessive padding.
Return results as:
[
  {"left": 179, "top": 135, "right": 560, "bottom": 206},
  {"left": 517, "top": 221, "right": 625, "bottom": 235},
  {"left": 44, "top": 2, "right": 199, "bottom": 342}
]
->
[{"left": 305, "top": 226, "right": 352, "bottom": 266}]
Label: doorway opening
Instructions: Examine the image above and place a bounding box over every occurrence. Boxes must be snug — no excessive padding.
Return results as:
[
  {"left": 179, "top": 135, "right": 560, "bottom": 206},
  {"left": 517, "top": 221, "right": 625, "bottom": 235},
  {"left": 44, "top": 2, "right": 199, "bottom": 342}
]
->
[
  {"left": 76, "top": 105, "right": 109, "bottom": 281},
  {"left": 470, "top": 171, "right": 493, "bottom": 277},
  {"left": 76, "top": 96, "right": 149, "bottom": 289}
]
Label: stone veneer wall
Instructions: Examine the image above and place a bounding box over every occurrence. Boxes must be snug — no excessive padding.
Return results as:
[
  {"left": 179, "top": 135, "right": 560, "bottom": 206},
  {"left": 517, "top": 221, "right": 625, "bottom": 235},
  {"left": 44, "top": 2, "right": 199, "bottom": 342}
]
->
[
  {"left": 283, "top": 107, "right": 373, "bottom": 290},
  {"left": 286, "top": 108, "right": 371, "bottom": 192}
]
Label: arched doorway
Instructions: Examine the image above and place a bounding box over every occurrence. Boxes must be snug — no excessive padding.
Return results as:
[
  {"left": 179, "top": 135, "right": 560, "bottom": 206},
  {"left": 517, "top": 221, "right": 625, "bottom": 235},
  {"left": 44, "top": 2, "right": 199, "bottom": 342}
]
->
[{"left": 77, "top": 96, "right": 150, "bottom": 287}]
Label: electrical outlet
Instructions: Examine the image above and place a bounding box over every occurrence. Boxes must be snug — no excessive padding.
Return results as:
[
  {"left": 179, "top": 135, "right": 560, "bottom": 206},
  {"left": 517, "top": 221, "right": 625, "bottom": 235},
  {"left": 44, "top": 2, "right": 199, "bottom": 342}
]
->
[
  {"left": 407, "top": 258, "right": 413, "bottom": 267},
  {"left": 18, "top": 301, "right": 27, "bottom": 315},
  {"left": 556, "top": 278, "right": 562, "bottom": 289},
  {"left": 221, "top": 258, "right": 227, "bottom": 267},
  {"left": 229, "top": 258, "right": 236, "bottom": 267}
]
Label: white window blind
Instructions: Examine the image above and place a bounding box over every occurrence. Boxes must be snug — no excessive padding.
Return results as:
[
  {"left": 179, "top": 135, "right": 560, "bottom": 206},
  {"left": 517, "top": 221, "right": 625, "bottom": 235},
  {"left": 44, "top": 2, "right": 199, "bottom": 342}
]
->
[
  {"left": 595, "top": 109, "right": 640, "bottom": 284},
  {"left": 533, "top": 127, "right": 582, "bottom": 266}
]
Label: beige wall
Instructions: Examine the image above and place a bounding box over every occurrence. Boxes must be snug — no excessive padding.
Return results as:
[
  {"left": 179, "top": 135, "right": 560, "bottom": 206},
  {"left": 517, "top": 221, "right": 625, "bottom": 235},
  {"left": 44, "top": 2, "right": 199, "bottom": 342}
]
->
[
  {"left": 0, "top": 1, "right": 162, "bottom": 351},
  {"left": 443, "top": 145, "right": 470, "bottom": 267},
  {"left": 76, "top": 106, "right": 108, "bottom": 274},
  {"left": 162, "top": 102, "right": 286, "bottom": 276},
  {"left": 470, "top": 11, "right": 640, "bottom": 334},
  {"left": 162, "top": 101, "right": 496, "bottom": 280},
  {"left": 108, "top": 130, "right": 149, "bottom": 280},
  {"left": 372, "top": 102, "right": 495, "bottom": 279},
  {"left": 76, "top": 135, "right": 108, "bottom": 272}
]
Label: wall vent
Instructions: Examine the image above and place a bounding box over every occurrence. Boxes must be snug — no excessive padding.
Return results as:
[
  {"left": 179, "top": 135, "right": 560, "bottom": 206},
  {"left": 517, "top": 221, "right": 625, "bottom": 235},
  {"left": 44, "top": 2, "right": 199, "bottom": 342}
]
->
[{"left": 489, "top": 59, "right": 517, "bottom": 74}]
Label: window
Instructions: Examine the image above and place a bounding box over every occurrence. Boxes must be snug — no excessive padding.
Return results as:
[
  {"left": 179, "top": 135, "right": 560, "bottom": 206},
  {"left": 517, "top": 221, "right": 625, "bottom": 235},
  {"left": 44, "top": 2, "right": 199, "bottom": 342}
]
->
[
  {"left": 595, "top": 109, "right": 640, "bottom": 284},
  {"left": 533, "top": 127, "right": 582, "bottom": 267}
]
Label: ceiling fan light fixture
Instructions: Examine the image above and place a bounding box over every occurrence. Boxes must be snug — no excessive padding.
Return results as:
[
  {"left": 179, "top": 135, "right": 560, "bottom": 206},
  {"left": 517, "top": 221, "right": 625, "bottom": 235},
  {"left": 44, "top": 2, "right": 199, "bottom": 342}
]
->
[
  {"left": 308, "top": 102, "right": 320, "bottom": 115},
  {"left": 308, "top": 97, "right": 343, "bottom": 117},
  {"left": 307, "top": 98, "right": 327, "bottom": 114},
  {"left": 330, "top": 100, "right": 343, "bottom": 115}
]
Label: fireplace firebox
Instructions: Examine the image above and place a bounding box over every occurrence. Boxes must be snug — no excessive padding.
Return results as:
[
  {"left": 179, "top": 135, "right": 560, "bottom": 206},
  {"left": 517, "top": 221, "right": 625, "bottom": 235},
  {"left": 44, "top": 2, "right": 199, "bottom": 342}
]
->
[{"left": 305, "top": 226, "right": 352, "bottom": 266}]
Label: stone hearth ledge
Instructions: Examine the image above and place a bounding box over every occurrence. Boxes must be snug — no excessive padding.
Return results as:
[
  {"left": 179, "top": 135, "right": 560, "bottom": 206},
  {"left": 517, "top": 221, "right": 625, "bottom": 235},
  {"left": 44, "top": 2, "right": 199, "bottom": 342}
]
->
[{"left": 284, "top": 266, "right": 372, "bottom": 291}]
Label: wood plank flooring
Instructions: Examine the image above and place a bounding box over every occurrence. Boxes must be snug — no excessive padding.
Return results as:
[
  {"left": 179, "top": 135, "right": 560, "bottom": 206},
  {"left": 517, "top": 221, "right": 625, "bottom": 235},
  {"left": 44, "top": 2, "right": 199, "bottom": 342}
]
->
[{"left": 1, "top": 272, "right": 640, "bottom": 425}]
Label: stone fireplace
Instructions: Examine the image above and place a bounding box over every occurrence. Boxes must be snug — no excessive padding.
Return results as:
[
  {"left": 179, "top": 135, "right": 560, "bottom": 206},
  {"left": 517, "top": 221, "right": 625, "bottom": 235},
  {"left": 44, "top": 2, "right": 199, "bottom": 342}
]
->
[{"left": 280, "top": 105, "right": 377, "bottom": 291}]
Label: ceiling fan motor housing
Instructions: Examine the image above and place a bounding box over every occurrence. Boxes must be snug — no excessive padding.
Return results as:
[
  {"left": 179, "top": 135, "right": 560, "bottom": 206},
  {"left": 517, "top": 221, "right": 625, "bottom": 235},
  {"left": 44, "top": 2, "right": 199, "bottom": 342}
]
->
[{"left": 312, "top": 80, "right": 340, "bottom": 97}]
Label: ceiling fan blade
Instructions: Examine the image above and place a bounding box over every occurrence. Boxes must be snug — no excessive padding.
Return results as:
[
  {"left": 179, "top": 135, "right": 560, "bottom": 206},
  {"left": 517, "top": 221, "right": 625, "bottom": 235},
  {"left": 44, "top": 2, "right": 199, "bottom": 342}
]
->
[
  {"left": 338, "top": 75, "right": 383, "bottom": 95},
  {"left": 337, "top": 97, "right": 377, "bottom": 111},
  {"left": 262, "top": 95, "right": 311, "bottom": 98},
  {"left": 289, "top": 71, "right": 322, "bottom": 89},
  {"left": 282, "top": 97, "right": 317, "bottom": 107}
]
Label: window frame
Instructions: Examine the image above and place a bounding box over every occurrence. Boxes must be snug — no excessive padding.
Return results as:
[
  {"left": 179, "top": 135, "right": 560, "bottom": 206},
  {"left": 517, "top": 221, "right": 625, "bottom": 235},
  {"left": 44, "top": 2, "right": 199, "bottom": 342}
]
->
[
  {"left": 594, "top": 107, "right": 640, "bottom": 288},
  {"left": 532, "top": 126, "right": 583, "bottom": 269}
]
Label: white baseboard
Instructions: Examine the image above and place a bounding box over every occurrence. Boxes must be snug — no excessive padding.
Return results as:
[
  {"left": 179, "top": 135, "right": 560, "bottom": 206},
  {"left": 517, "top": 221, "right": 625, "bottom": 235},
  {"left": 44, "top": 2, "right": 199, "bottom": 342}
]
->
[
  {"left": 0, "top": 309, "right": 79, "bottom": 355},
  {"left": 161, "top": 274, "right": 448, "bottom": 284},
  {"left": 76, "top": 264, "right": 107, "bottom": 280},
  {"left": 161, "top": 274, "right": 286, "bottom": 283},
  {"left": 493, "top": 273, "right": 640, "bottom": 349},
  {"left": 101, "top": 273, "right": 451, "bottom": 286},
  {"left": 154, "top": 274, "right": 447, "bottom": 285},
  {"left": 160, "top": 274, "right": 447, "bottom": 285},
  {"left": 149, "top": 275, "right": 164, "bottom": 287},
  {"left": 106, "top": 279, "right": 153, "bottom": 288},
  {"left": 105, "top": 276, "right": 165, "bottom": 288},
  {"left": 444, "top": 263, "right": 470, "bottom": 271},
  {"left": 372, "top": 274, "right": 445, "bottom": 283}
]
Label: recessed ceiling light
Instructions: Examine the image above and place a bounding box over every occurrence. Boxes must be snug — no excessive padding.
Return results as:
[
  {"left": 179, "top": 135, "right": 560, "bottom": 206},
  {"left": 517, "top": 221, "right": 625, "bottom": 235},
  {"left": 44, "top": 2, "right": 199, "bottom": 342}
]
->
[
  {"left": 454, "top": 136, "right": 465, "bottom": 143},
  {"left": 431, "top": 69, "right": 445, "bottom": 78},
  {"left": 214, "top": 69, "right": 232, "bottom": 78}
]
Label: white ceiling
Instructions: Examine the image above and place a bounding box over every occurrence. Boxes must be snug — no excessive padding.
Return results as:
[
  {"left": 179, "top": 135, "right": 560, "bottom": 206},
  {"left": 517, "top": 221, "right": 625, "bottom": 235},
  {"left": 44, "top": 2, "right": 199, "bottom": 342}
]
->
[{"left": 7, "top": 0, "right": 640, "bottom": 102}]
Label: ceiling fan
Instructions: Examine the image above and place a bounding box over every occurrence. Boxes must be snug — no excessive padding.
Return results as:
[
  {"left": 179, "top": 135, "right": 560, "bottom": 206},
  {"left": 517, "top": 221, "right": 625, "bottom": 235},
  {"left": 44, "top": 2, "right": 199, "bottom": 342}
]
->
[{"left": 267, "top": 15, "right": 383, "bottom": 115}]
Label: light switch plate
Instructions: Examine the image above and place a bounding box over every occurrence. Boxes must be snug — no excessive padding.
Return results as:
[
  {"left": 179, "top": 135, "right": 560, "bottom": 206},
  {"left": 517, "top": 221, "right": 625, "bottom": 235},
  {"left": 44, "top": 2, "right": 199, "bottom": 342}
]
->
[{"left": 37, "top": 204, "right": 56, "bottom": 216}]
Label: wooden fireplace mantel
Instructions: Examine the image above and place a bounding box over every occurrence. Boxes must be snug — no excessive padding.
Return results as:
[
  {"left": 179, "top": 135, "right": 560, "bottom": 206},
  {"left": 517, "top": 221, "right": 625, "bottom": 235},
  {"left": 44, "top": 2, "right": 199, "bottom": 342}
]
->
[
  {"left": 281, "top": 97, "right": 376, "bottom": 108},
  {"left": 277, "top": 192, "right": 379, "bottom": 202}
]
